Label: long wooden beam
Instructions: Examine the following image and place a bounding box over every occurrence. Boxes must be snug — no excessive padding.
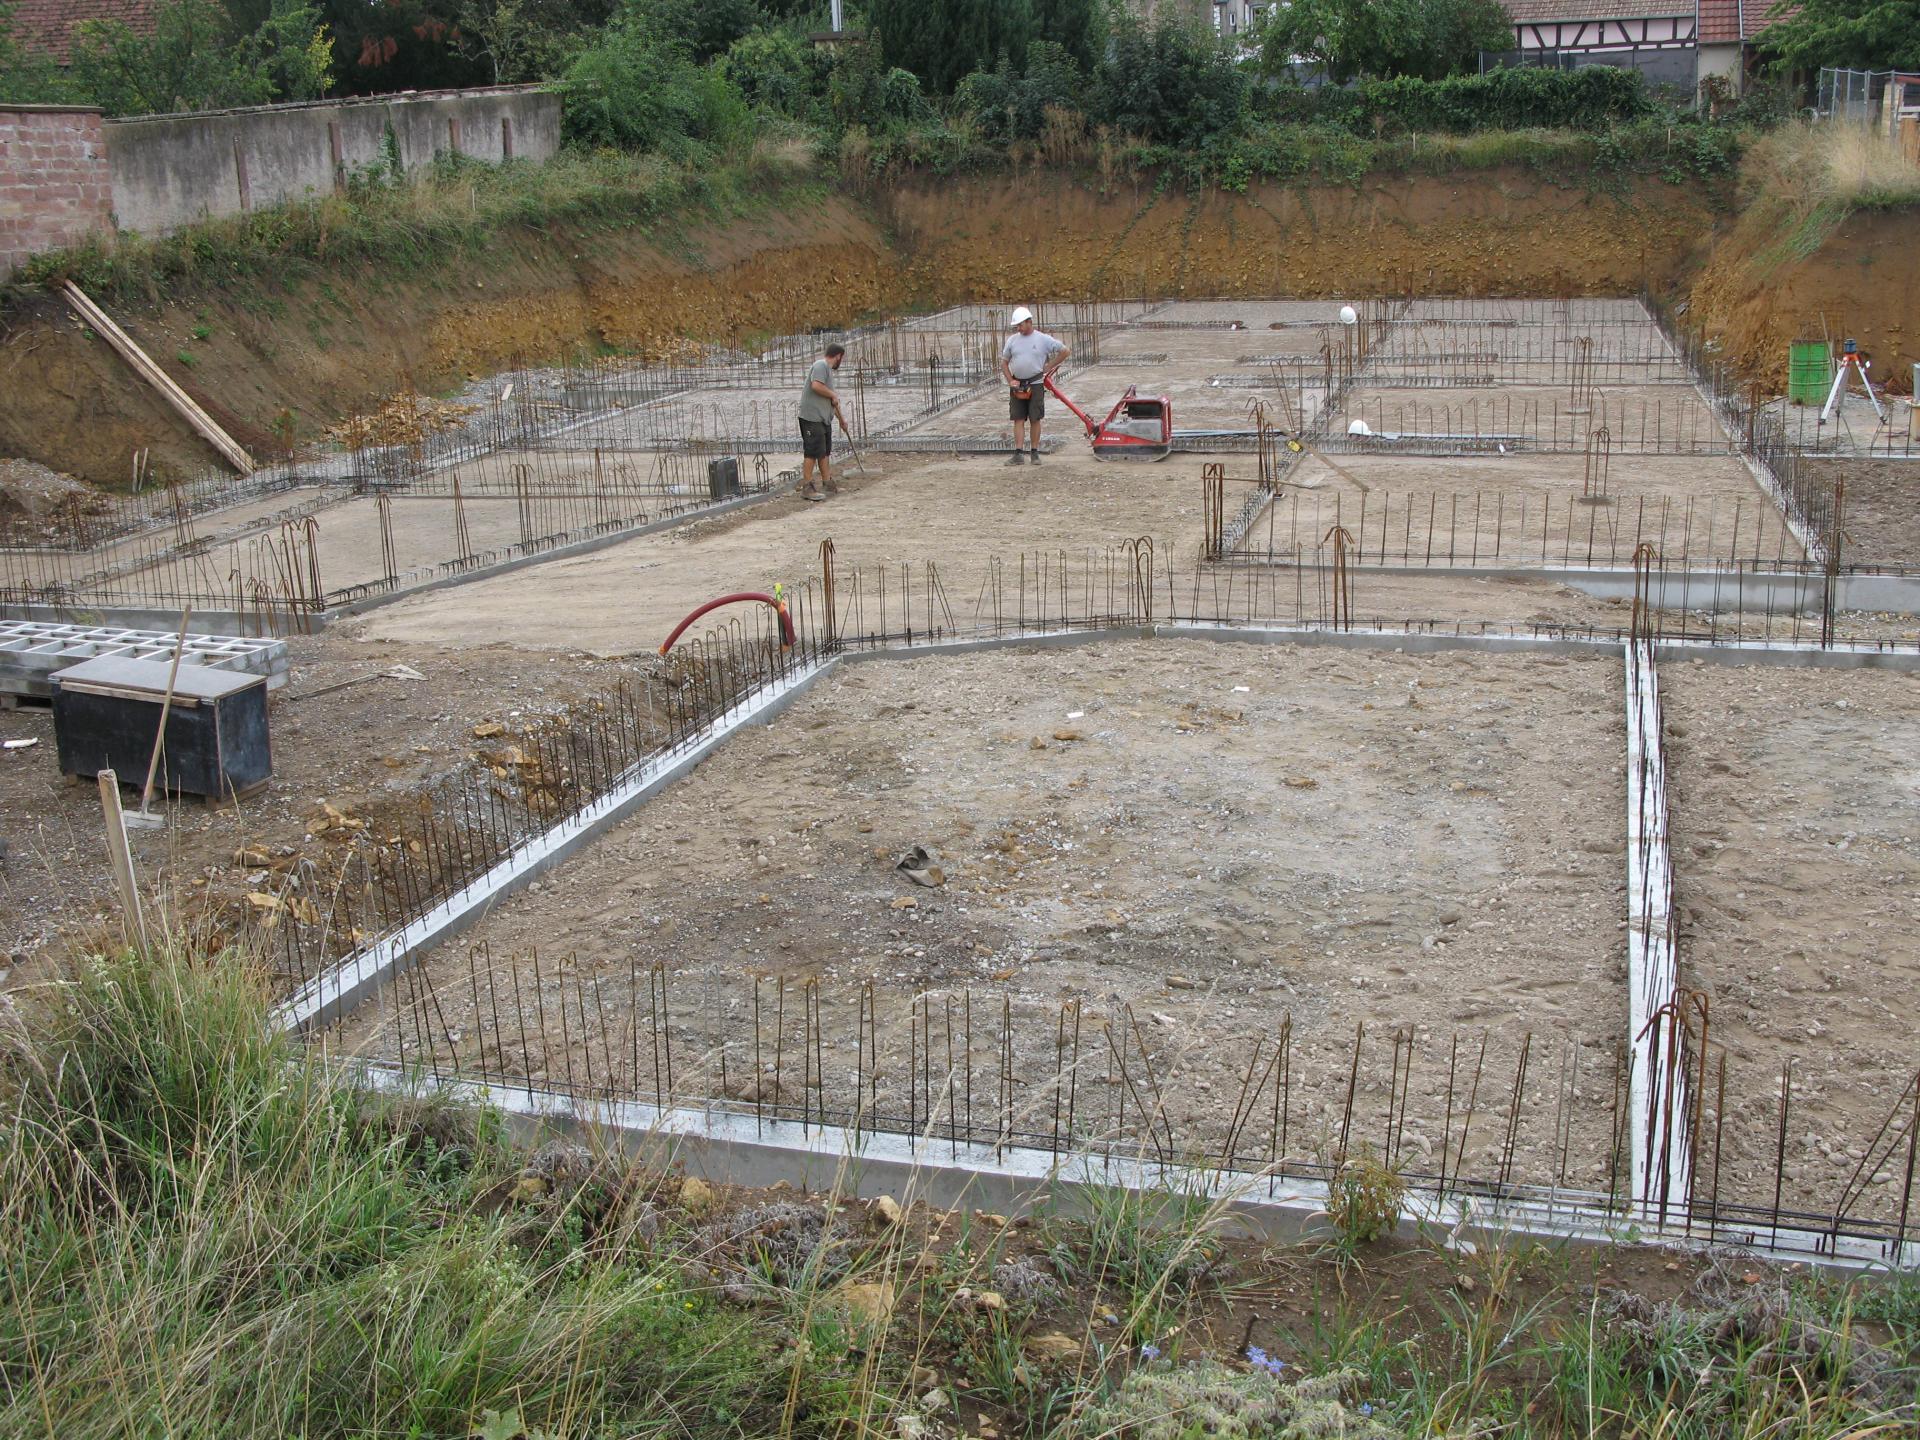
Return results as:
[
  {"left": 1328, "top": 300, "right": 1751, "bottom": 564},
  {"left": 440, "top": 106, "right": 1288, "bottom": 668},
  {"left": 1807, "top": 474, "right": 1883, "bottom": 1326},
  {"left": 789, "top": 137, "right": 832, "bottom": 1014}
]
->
[{"left": 62, "top": 281, "right": 255, "bottom": 476}]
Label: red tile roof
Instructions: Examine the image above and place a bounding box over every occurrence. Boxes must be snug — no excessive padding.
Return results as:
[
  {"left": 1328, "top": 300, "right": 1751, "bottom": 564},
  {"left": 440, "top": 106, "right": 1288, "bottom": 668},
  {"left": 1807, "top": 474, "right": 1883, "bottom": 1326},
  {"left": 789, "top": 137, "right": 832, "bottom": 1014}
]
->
[
  {"left": 9, "top": 0, "right": 156, "bottom": 65},
  {"left": 1502, "top": 0, "right": 1687, "bottom": 20},
  {"left": 1503, "top": 0, "right": 1794, "bottom": 40},
  {"left": 1697, "top": 0, "right": 1739, "bottom": 42}
]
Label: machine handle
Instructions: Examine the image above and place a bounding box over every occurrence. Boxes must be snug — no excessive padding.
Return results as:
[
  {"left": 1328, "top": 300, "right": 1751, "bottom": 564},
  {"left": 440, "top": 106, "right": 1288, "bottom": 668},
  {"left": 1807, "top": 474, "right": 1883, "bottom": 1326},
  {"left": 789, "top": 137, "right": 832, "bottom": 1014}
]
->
[{"left": 1043, "top": 373, "right": 1098, "bottom": 438}]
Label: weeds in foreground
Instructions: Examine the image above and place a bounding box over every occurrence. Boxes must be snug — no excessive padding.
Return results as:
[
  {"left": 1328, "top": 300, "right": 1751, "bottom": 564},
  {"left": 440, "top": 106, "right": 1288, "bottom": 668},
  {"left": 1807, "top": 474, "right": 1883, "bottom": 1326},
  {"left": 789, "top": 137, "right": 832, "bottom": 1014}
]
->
[
  {"left": 1324, "top": 1145, "right": 1406, "bottom": 1253},
  {"left": 2, "top": 944, "right": 1916, "bottom": 1438},
  {"left": 0, "top": 948, "right": 776, "bottom": 1437},
  {"left": 1045, "top": 1181, "right": 1224, "bottom": 1347}
]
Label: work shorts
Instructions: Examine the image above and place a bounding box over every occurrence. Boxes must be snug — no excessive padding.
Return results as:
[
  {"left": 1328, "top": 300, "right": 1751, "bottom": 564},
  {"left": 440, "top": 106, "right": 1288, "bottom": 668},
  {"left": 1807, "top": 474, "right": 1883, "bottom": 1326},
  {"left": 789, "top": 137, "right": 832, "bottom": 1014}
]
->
[
  {"left": 799, "top": 418, "right": 832, "bottom": 460},
  {"left": 1008, "top": 382, "right": 1046, "bottom": 422}
]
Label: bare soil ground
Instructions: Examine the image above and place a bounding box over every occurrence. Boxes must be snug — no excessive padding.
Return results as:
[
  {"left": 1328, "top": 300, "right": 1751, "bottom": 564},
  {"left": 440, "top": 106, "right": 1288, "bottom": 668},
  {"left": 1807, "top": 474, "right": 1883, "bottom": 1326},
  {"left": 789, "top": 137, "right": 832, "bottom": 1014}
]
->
[
  {"left": 1341, "top": 384, "right": 1723, "bottom": 453},
  {"left": 1803, "top": 456, "right": 1920, "bottom": 567},
  {"left": 336, "top": 638, "right": 1631, "bottom": 1191},
  {"left": 1664, "top": 661, "right": 1920, "bottom": 1227},
  {"left": 1247, "top": 453, "right": 1804, "bottom": 570},
  {"left": 0, "top": 634, "right": 644, "bottom": 980}
]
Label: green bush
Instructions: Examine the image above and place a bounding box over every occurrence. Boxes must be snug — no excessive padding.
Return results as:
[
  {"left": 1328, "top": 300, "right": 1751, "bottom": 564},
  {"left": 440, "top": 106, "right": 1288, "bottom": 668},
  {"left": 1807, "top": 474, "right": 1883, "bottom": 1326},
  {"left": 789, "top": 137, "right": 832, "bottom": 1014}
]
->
[
  {"left": 1091, "top": 12, "right": 1248, "bottom": 147},
  {"left": 954, "top": 40, "right": 1086, "bottom": 142},
  {"left": 871, "top": 0, "right": 1036, "bottom": 95},
  {"left": 1359, "top": 65, "right": 1653, "bottom": 133},
  {"left": 720, "top": 27, "right": 833, "bottom": 121},
  {"left": 826, "top": 36, "right": 927, "bottom": 132},
  {"left": 624, "top": 0, "right": 766, "bottom": 65},
  {"left": 559, "top": 14, "right": 752, "bottom": 154}
]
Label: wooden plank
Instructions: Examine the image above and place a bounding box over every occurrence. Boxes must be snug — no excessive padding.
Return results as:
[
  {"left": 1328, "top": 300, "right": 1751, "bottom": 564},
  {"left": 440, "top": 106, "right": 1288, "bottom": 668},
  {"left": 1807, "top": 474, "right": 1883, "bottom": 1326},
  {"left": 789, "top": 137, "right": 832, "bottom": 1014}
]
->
[
  {"left": 97, "top": 769, "right": 151, "bottom": 954},
  {"left": 62, "top": 282, "right": 256, "bottom": 475}
]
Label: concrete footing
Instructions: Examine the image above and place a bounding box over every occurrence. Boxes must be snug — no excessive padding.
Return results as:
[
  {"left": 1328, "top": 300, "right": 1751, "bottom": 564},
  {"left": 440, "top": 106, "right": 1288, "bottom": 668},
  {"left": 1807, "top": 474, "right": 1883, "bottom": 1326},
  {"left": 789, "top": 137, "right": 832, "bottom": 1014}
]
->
[{"left": 348, "top": 1061, "right": 1915, "bottom": 1271}]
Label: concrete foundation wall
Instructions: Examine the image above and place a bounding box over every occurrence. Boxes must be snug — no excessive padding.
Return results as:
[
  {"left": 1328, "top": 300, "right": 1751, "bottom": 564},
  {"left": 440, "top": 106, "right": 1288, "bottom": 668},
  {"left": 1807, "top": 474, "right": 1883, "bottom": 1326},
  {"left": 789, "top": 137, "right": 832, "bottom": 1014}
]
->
[
  {"left": 0, "top": 88, "right": 559, "bottom": 272},
  {"left": 0, "top": 106, "right": 112, "bottom": 275}
]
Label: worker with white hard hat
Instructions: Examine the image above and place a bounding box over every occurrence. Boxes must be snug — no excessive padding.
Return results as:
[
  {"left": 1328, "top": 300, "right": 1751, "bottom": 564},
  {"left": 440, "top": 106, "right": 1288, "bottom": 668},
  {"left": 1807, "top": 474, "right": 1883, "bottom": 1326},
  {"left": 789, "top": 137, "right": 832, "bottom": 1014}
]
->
[{"left": 999, "top": 306, "right": 1070, "bottom": 466}]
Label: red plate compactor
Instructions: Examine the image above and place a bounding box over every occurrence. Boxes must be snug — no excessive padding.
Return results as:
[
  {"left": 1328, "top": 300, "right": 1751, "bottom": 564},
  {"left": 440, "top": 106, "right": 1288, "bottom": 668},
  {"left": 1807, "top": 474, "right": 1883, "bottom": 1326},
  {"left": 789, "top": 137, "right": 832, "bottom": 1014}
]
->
[{"left": 1043, "top": 374, "right": 1173, "bottom": 462}]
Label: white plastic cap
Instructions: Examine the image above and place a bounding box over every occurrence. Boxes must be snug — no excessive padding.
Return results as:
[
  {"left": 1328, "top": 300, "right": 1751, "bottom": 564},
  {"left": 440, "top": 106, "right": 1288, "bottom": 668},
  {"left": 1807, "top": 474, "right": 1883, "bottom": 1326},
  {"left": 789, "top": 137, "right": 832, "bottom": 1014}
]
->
[
  {"left": 1347, "top": 419, "right": 1373, "bottom": 436},
  {"left": 1339, "top": 305, "right": 1358, "bottom": 325},
  {"left": 1010, "top": 306, "right": 1034, "bottom": 327}
]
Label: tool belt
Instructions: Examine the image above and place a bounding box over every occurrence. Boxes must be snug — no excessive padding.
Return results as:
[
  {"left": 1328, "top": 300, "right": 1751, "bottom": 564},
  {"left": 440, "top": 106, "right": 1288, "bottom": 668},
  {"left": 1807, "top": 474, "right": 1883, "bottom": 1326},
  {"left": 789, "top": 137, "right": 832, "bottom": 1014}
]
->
[{"left": 1010, "top": 374, "right": 1042, "bottom": 401}]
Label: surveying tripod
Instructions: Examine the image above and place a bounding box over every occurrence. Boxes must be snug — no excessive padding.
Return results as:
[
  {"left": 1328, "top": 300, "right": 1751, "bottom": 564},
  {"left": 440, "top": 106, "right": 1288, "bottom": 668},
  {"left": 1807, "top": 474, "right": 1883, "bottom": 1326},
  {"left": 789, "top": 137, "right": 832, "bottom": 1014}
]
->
[{"left": 1820, "top": 338, "right": 1887, "bottom": 425}]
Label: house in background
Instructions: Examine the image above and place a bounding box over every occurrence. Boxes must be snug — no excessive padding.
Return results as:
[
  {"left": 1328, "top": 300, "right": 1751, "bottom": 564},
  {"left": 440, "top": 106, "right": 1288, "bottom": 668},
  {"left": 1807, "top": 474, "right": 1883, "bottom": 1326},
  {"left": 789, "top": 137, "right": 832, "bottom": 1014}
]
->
[
  {"left": 1210, "top": 0, "right": 1277, "bottom": 40},
  {"left": 1495, "top": 0, "right": 1701, "bottom": 89},
  {"left": 1696, "top": 0, "right": 1794, "bottom": 94},
  {"left": 1493, "top": 0, "right": 1790, "bottom": 94},
  {"left": 8, "top": 0, "right": 156, "bottom": 66}
]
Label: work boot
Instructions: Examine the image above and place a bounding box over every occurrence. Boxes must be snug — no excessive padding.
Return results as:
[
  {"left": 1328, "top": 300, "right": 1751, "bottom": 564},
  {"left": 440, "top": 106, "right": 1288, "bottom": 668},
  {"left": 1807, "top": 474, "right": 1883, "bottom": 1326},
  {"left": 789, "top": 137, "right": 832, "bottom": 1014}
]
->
[
  {"left": 1029, "top": 448, "right": 1043, "bottom": 464},
  {"left": 1005, "top": 450, "right": 1026, "bottom": 466}
]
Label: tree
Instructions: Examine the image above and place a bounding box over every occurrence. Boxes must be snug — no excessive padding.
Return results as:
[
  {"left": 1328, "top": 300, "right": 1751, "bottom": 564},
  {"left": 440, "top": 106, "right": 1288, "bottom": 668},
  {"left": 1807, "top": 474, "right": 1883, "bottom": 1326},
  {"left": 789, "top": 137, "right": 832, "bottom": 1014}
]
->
[
  {"left": 720, "top": 28, "right": 833, "bottom": 119},
  {"left": 627, "top": 0, "right": 767, "bottom": 65},
  {"left": 1030, "top": 0, "right": 1099, "bottom": 70},
  {"left": 455, "top": 0, "right": 614, "bottom": 83},
  {"left": 557, "top": 10, "right": 750, "bottom": 151},
  {"left": 68, "top": 0, "right": 332, "bottom": 115},
  {"left": 870, "top": 0, "right": 1035, "bottom": 94},
  {"left": 1757, "top": 0, "right": 1920, "bottom": 72},
  {"left": 1092, "top": 12, "right": 1247, "bottom": 144},
  {"left": 318, "top": 0, "right": 491, "bottom": 95},
  {"left": 1255, "top": 0, "right": 1514, "bottom": 84},
  {"left": 0, "top": 2, "right": 85, "bottom": 104},
  {"left": 955, "top": 39, "right": 1084, "bottom": 139}
]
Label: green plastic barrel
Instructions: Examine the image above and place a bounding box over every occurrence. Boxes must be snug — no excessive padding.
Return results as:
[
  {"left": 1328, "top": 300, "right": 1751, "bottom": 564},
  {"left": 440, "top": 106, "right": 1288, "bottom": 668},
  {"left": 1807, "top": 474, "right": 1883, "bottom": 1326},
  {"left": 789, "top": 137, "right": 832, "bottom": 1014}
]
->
[{"left": 1788, "top": 341, "right": 1832, "bottom": 405}]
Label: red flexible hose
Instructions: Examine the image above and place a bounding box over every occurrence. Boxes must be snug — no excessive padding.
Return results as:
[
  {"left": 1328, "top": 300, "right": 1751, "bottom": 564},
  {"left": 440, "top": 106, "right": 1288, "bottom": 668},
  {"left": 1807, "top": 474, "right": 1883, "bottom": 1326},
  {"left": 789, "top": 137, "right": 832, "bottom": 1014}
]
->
[{"left": 658, "top": 592, "right": 796, "bottom": 655}]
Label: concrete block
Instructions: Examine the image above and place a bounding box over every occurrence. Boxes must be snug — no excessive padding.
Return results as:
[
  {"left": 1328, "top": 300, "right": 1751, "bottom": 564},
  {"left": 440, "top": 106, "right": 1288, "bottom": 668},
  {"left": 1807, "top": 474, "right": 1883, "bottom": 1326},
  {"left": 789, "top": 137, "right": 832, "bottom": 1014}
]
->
[{"left": 0, "top": 620, "right": 288, "bottom": 700}]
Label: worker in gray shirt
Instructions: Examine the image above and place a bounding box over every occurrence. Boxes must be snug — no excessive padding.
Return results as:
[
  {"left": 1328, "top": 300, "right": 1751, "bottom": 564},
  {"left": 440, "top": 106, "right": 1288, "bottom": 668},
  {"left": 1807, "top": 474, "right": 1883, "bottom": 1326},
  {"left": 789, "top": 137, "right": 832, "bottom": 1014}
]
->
[
  {"left": 999, "top": 306, "right": 1070, "bottom": 466},
  {"left": 796, "top": 342, "right": 847, "bottom": 501}
]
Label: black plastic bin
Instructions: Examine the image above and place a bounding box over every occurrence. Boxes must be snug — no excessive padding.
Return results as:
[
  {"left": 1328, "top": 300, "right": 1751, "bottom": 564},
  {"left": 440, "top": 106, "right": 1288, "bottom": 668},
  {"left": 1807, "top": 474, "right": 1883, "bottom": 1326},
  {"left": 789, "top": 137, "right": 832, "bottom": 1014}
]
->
[{"left": 53, "top": 655, "right": 271, "bottom": 801}]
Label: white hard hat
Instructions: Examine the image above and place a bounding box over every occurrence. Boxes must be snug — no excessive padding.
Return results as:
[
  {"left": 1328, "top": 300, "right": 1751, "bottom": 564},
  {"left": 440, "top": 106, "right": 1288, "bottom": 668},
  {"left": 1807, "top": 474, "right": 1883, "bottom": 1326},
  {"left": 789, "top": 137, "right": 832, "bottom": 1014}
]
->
[
  {"left": 1009, "top": 306, "right": 1034, "bottom": 327},
  {"left": 1347, "top": 419, "right": 1373, "bottom": 436},
  {"left": 1338, "top": 304, "right": 1358, "bottom": 325}
]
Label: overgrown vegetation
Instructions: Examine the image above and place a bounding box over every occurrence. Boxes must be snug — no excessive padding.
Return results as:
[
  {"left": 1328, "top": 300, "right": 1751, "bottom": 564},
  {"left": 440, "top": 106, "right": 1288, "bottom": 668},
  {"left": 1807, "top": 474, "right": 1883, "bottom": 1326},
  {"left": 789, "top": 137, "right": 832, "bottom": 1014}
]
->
[
  {"left": 1756, "top": 0, "right": 1920, "bottom": 73},
  {"left": 0, "top": 0, "right": 332, "bottom": 112},
  {"left": 1736, "top": 118, "right": 1920, "bottom": 271},
  {"left": 2, "top": 942, "right": 1916, "bottom": 1438},
  {"left": 0, "top": 948, "right": 780, "bottom": 1435},
  {"left": 4, "top": 141, "right": 819, "bottom": 305}
]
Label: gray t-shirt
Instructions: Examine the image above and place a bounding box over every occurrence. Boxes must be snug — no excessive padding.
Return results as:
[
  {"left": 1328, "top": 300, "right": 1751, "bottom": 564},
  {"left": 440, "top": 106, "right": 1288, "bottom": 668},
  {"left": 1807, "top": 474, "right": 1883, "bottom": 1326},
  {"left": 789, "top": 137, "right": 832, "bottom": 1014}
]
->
[
  {"left": 798, "top": 358, "right": 835, "bottom": 424},
  {"left": 1001, "top": 329, "right": 1064, "bottom": 382}
]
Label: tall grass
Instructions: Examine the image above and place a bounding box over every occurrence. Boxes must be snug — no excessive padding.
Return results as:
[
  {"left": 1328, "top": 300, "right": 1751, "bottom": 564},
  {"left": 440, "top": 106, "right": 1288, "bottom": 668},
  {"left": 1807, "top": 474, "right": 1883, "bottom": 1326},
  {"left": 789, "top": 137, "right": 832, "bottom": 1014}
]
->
[
  {"left": 2, "top": 944, "right": 1913, "bottom": 1438},
  {"left": 1741, "top": 119, "right": 1920, "bottom": 268},
  {"left": 1751, "top": 119, "right": 1920, "bottom": 212},
  {"left": 0, "top": 947, "right": 778, "bottom": 1438}
]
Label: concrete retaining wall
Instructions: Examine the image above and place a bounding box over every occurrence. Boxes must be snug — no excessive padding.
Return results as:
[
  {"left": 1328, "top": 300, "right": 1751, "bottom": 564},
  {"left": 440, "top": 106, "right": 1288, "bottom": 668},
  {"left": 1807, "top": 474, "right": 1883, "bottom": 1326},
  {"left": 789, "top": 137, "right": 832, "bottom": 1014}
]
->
[
  {"left": 0, "top": 87, "right": 560, "bottom": 273},
  {"left": 105, "top": 87, "right": 561, "bottom": 236}
]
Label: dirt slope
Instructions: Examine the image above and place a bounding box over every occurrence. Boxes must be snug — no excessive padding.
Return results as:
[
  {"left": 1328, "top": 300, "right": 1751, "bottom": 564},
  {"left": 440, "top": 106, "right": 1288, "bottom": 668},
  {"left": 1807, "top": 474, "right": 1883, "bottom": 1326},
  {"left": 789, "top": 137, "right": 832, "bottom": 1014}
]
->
[
  {"left": 0, "top": 195, "right": 904, "bottom": 485},
  {"left": 884, "top": 170, "right": 1718, "bottom": 300},
  {"left": 1688, "top": 203, "right": 1919, "bottom": 394},
  {"left": 0, "top": 167, "right": 1725, "bottom": 485}
]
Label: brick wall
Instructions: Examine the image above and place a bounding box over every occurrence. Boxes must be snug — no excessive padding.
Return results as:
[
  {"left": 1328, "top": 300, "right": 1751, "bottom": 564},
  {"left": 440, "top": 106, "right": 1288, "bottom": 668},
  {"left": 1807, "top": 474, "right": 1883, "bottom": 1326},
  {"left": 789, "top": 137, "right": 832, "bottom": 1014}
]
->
[{"left": 0, "top": 106, "right": 112, "bottom": 277}]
